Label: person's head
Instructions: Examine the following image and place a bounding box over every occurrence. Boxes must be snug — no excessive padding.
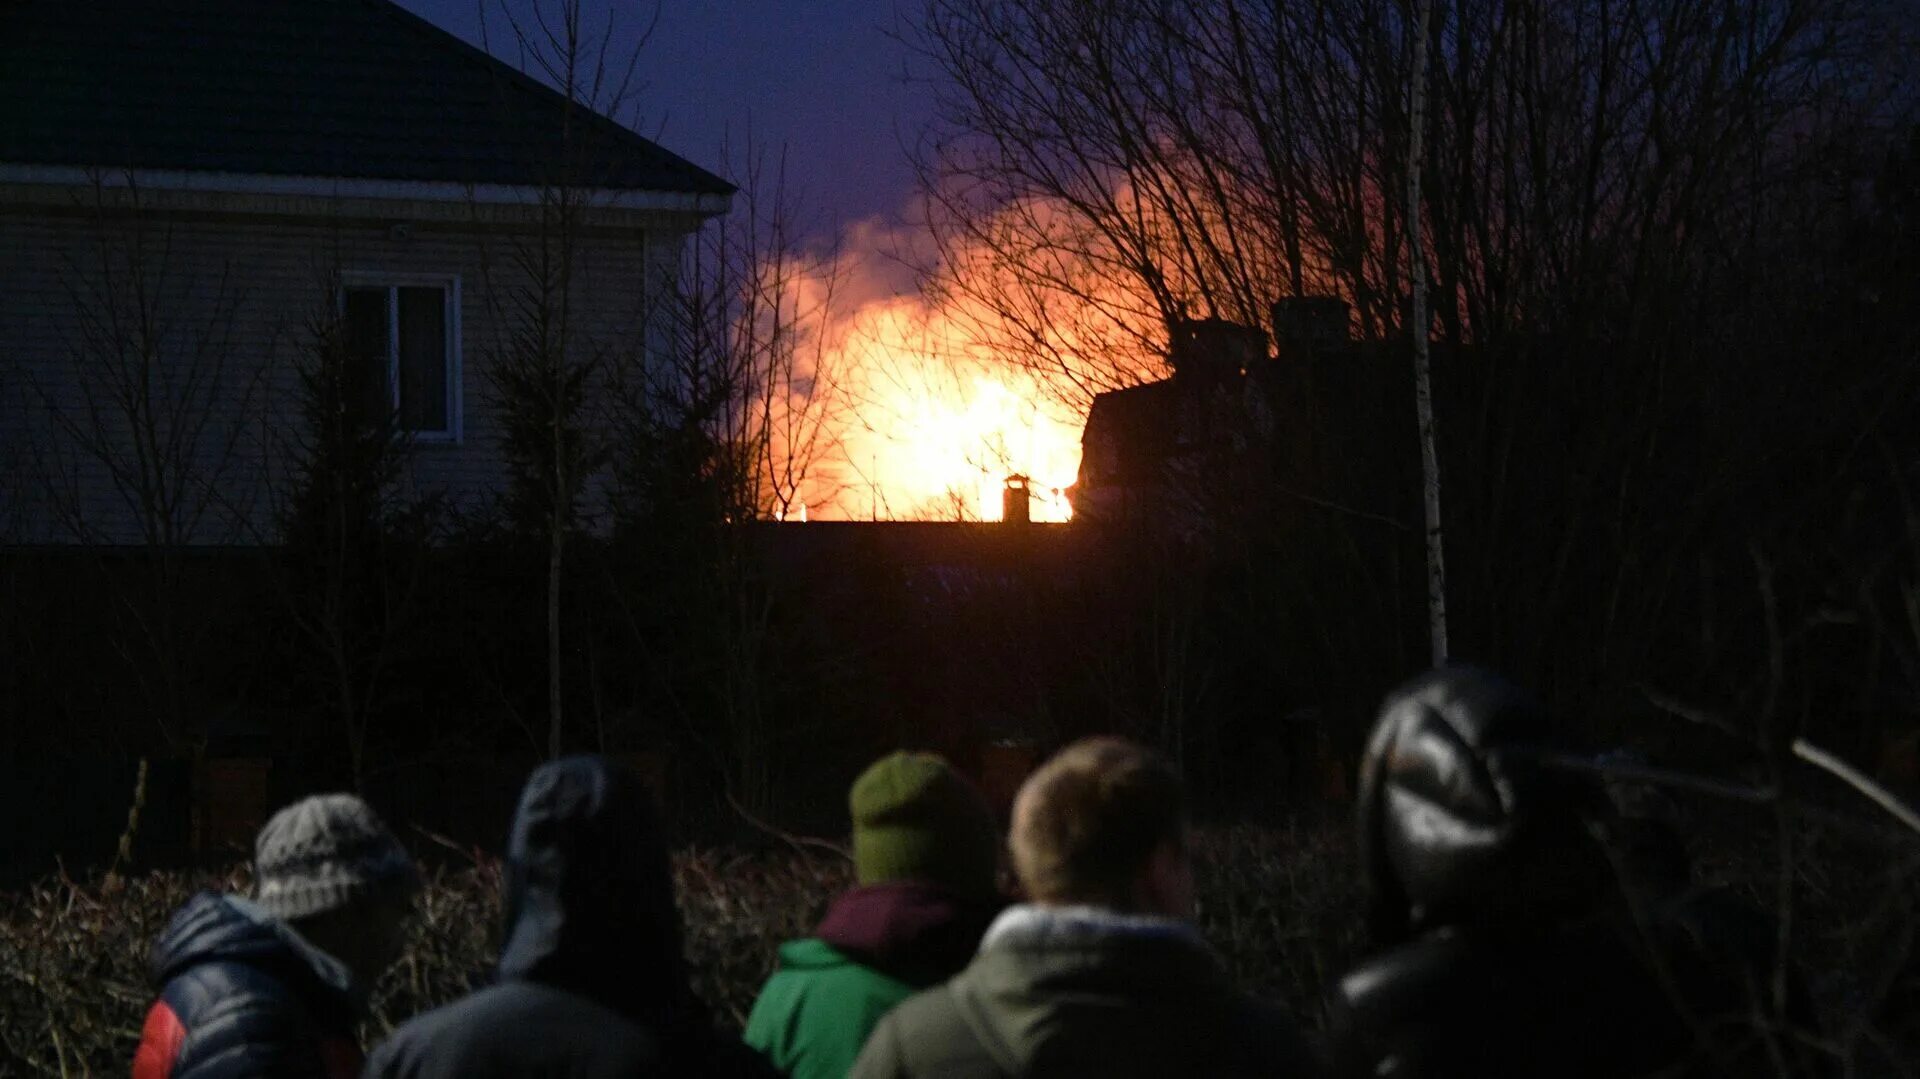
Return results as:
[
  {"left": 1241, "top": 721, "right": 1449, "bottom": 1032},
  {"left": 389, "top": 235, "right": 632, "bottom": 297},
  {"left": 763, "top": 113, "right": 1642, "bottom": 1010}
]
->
[
  {"left": 1009, "top": 737, "right": 1193, "bottom": 918},
  {"left": 1357, "top": 666, "right": 1612, "bottom": 943},
  {"left": 497, "top": 755, "right": 692, "bottom": 1020},
  {"left": 252, "top": 793, "right": 418, "bottom": 986},
  {"left": 850, "top": 751, "right": 1000, "bottom": 902}
]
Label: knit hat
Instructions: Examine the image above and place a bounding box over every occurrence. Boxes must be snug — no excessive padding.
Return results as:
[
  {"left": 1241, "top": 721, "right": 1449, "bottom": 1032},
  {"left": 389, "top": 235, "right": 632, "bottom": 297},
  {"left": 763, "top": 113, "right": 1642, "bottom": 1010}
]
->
[
  {"left": 253, "top": 794, "right": 418, "bottom": 922},
  {"left": 850, "top": 752, "right": 998, "bottom": 900}
]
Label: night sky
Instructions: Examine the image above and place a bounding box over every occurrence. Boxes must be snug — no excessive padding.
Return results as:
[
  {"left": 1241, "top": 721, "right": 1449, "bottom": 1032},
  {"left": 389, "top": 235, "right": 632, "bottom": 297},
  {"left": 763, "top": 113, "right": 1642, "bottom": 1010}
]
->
[{"left": 396, "top": 0, "right": 935, "bottom": 240}]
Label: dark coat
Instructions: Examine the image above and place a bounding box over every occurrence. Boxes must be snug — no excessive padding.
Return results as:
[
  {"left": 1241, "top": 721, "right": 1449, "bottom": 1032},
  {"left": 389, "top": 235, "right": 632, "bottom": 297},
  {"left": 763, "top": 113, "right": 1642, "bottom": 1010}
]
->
[
  {"left": 1326, "top": 668, "right": 1752, "bottom": 1079},
  {"left": 1329, "top": 920, "right": 1702, "bottom": 1078},
  {"left": 362, "top": 756, "right": 773, "bottom": 1079},
  {"left": 132, "top": 892, "right": 365, "bottom": 1079},
  {"left": 850, "top": 904, "right": 1319, "bottom": 1079}
]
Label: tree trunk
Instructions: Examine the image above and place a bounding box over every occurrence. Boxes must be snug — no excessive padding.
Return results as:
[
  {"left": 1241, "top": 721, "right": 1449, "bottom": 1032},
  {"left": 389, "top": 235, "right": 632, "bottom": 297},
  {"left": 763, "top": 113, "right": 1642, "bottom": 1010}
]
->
[
  {"left": 548, "top": 514, "right": 564, "bottom": 759},
  {"left": 338, "top": 650, "right": 362, "bottom": 789},
  {"left": 1406, "top": 0, "right": 1450, "bottom": 666}
]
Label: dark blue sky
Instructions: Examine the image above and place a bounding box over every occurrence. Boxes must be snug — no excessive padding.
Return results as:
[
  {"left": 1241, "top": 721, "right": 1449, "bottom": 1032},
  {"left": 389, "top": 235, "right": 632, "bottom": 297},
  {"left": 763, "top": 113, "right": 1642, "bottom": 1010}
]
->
[{"left": 398, "top": 0, "right": 936, "bottom": 238}]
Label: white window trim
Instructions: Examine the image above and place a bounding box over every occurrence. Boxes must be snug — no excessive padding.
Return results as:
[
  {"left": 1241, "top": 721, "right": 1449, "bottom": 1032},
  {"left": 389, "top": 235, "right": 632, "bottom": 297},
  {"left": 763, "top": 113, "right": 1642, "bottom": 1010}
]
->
[
  {"left": 0, "top": 163, "right": 732, "bottom": 215},
  {"left": 338, "top": 272, "right": 463, "bottom": 444}
]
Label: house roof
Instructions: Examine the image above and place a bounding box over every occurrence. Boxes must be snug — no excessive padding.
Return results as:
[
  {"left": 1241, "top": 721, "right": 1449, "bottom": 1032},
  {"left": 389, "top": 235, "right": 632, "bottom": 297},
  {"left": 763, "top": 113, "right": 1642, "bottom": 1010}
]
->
[
  {"left": 1078, "top": 380, "right": 1186, "bottom": 485},
  {"left": 0, "top": 0, "right": 733, "bottom": 197}
]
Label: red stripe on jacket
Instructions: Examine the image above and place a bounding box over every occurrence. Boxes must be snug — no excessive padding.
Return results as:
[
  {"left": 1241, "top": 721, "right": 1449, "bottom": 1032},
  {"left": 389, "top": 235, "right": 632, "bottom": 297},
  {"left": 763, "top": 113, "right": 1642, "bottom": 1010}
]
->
[{"left": 131, "top": 1001, "right": 187, "bottom": 1079}]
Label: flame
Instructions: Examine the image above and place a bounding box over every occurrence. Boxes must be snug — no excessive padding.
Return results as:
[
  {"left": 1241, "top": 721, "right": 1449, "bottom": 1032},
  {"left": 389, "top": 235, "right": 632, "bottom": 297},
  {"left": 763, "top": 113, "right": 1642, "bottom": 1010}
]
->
[
  {"left": 831, "top": 356, "right": 1084, "bottom": 523},
  {"left": 753, "top": 173, "right": 1352, "bottom": 522},
  {"left": 763, "top": 201, "right": 1163, "bottom": 524}
]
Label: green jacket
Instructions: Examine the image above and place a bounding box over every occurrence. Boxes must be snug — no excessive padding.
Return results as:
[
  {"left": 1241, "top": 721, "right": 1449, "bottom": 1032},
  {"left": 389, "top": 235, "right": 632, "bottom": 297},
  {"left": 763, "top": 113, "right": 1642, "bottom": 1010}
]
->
[
  {"left": 745, "top": 938, "right": 917, "bottom": 1079},
  {"left": 850, "top": 905, "right": 1318, "bottom": 1079}
]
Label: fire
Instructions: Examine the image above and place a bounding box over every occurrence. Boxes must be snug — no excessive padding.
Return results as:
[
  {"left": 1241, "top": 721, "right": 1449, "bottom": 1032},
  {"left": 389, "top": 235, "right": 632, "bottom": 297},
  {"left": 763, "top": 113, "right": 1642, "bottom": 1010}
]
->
[
  {"left": 754, "top": 197, "right": 1167, "bottom": 523},
  {"left": 835, "top": 365, "right": 1081, "bottom": 523},
  {"left": 775, "top": 257, "right": 1093, "bottom": 523}
]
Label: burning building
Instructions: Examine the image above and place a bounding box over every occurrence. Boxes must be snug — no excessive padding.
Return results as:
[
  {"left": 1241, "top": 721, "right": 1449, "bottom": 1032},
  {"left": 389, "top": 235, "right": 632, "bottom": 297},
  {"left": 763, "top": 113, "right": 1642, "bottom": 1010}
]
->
[{"left": 1073, "top": 297, "right": 1370, "bottom": 528}]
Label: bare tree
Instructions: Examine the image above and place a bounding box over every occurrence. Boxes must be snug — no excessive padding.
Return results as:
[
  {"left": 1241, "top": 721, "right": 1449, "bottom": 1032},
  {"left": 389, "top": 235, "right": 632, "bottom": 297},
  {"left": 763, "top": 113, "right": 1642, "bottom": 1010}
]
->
[
  {"left": 474, "top": 0, "right": 652, "bottom": 759},
  {"left": 606, "top": 144, "right": 850, "bottom": 814},
  {"left": 26, "top": 171, "right": 267, "bottom": 755},
  {"left": 910, "top": 0, "right": 1895, "bottom": 356},
  {"left": 906, "top": 0, "right": 1910, "bottom": 681},
  {"left": 647, "top": 145, "right": 849, "bottom": 522}
]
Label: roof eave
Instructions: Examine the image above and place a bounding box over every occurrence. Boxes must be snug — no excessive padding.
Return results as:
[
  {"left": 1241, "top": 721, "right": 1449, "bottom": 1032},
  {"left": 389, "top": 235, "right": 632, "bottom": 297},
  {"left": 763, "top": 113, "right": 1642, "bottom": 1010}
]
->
[{"left": 0, "top": 163, "right": 732, "bottom": 216}]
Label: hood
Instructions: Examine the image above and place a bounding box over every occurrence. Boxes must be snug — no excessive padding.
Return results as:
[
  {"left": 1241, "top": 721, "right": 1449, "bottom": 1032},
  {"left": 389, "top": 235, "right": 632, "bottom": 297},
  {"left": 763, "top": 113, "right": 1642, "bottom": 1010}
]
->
[
  {"left": 815, "top": 880, "right": 999, "bottom": 986},
  {"left": 1358, "top": 667, "right": 1611, "bottom": 943},
  {"left": 149, "top": 891, "right": 360, "bottom": 1010},
  {"left": 947, "top": 904, "right": 1237, "bottom": 1073},
  {"left": 495, "top": 755, "right": 695, "bottom": 1021}
]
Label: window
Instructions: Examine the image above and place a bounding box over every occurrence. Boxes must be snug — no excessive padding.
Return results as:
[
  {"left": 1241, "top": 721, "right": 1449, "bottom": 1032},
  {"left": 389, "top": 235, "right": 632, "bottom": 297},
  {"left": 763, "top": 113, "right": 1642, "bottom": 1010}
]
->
[{"left": 340, "top": 276, "right": 460, "bottom": 439}]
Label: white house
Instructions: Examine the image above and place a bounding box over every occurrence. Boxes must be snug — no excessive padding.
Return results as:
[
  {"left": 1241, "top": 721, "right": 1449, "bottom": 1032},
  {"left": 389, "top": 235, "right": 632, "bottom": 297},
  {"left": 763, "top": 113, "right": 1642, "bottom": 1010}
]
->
[{"left": 0, "top": 0, "right": 732, "bottom": 545}]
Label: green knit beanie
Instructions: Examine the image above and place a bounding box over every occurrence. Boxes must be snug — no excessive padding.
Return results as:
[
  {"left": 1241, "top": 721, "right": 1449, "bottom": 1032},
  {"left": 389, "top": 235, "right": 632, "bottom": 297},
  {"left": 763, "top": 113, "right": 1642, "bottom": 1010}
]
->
[{"left": 850, "top": 752, "right": 998, "bottom": 899}]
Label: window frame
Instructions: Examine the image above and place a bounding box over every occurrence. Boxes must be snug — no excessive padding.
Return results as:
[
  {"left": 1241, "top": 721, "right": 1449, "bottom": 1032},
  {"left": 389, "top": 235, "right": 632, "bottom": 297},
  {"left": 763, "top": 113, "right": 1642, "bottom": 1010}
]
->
[{"left": 337, "top": 271, "right": 463, "bottom": 444}]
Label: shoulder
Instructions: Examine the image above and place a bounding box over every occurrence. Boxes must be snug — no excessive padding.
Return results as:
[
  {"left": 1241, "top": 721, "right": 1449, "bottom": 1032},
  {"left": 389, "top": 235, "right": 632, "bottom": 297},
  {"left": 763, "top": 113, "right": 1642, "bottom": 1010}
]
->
[
  {"left": 366, "top": 984, "right": 599, "bottom": 1076},
  {"left": 163, "top": 957, "right": 314, "bottom": 1033},
  {"left": 852, "top": 982, "right": 1000, "bottom": 1079},
  {"left": 766, "top": 946, "right": 915, "bottom": 1003},
  {"left": 750, "top": 945, "right": 916, "bottom": 1027},
  {"left": 160, "top": 953, "right": 299, "bottom": 1023},
  {"left": 1333, "top": 930, "right": 1480, "bottom": 1024},
  {"left": 363, "top": 996, "right": 466, "bottom": 1076},
  {"left": 367, "top": 983, "right": 770, "bottom": 1079},
  {"left": 847, "top": 1001, "right": 916, "bottom": 1079},
  {"left": 1325, "top": 932, "right": 1487, "bottom": 1079},
  {"left": 160, "top": 961, "right": 342, "bottom": 1079},
  {"left": 879, "top": 981, "right": 971, "bottom": 1041}
]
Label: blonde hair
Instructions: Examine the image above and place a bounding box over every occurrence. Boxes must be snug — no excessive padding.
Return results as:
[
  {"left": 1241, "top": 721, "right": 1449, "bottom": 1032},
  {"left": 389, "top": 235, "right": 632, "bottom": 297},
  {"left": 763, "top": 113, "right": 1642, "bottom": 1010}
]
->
[{"left": 1010, "top": 737, "right": 1187, "bottom": 906}]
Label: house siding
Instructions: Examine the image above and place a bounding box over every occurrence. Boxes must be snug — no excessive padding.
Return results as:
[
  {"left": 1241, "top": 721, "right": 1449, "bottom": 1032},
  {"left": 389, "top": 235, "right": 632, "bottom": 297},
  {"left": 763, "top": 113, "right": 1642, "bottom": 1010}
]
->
[{"left": 0, "top": 183, "right": 700, "bottom": 544}]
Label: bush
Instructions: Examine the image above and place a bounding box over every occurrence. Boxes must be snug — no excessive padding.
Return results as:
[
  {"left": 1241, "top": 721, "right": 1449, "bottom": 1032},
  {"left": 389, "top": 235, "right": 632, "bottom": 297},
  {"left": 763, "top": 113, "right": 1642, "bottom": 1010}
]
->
[
  {"left": 1, "top": 827, "right": 1360, "bottom": 1075},
  {"left": 5, "top": 818, "right": 1911, "bottom": 1075}
]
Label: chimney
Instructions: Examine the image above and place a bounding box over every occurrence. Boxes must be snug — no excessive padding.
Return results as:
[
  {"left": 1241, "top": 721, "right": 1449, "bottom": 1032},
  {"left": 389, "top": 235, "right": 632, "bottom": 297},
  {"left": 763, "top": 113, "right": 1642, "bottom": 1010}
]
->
[
  {"left": 1002, "top": 474, "right": 1032, "bottom": 524},
  {"left": 1169, "top": 318, "right": 1270, "bottom": 382},
  {"left": 1271, "top": 296, "right": 1350, "bottom": 359}
]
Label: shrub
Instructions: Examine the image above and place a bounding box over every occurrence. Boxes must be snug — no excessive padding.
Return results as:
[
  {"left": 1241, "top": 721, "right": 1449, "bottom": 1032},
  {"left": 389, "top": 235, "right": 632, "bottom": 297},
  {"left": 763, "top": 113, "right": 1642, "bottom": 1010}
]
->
[
  {"left": 0, "top": 847, "right": 851, "bottom": 1075},
  {"left": 4, "top": 819, "right": 1913, "bottom": 1075},
  {"left": 1, "top": 829, "right": 1357, "bottom": 1075}
]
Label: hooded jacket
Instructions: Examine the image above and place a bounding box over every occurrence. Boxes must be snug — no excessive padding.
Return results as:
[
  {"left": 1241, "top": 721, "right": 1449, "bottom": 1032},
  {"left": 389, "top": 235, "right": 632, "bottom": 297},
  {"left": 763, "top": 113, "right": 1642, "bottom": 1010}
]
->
[
  {"left": 363, "top": 756, "right": 773, "bottom": 1079},
  {"left": 849, "top": 904, "right": 1318, "bottom": 1079},
  {"left": 131, "top": 892, "right": 365, "bottom": 1079},
  {"left": 744, "top": 880, "right": 999, "bottom": 1079},
  {"left": 1327, "top": 667, "right": 1698, "bottom": 1079}
]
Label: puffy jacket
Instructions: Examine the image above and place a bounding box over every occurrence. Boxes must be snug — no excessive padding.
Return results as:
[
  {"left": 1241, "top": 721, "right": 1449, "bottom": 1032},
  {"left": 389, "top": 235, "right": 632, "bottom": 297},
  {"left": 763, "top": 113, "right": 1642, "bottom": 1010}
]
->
[
  {"left": 850, "top": 904, "right": 1319, "bottom": 1079},
  {"left": 131, "top": 892, "right": 364, "bottom": 1079},
  {"left": 1326, "top": 667, "right": 1699, "bottom": 1079},
  {"left": 363, "top": 756, "right": 774, "bottom": 1079},
  {"left": 745, "top": 880, "right": 997, "bottom": 1079}
]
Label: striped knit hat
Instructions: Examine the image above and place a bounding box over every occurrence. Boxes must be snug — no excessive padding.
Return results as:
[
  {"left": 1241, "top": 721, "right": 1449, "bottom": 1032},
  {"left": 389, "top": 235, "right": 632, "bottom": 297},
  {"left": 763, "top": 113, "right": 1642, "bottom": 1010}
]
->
[{"left": 253, "top": 794, "right": 417, "bottom": 921}]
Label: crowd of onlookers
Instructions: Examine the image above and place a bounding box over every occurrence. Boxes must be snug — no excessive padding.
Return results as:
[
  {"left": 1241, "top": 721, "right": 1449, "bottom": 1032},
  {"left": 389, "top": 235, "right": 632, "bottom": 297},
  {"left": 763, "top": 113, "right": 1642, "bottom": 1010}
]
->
[{"left": 129, "top": 667, "right": 1817, "bottom": 1077}]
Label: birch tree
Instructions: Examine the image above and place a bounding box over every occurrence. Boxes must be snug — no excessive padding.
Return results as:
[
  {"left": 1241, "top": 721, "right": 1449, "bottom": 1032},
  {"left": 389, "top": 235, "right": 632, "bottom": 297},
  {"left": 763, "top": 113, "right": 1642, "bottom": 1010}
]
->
[{"left": 1403, "top": 0, "right": 1448, "bottom": 664}]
